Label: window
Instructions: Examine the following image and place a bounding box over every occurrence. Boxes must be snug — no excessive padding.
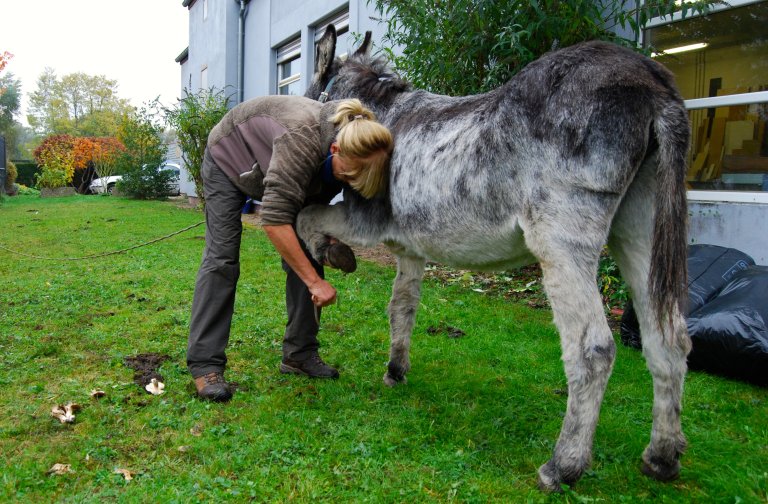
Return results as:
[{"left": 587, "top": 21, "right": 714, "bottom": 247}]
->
[
  {"left": 315, "top": 10, "right": 350, "bottom": 60},
  {"left": 645, "top": 1, "right": 768, "bottom": 192},
  {"left": 276, "top": 38, "right": 302, "bottom": 96}
]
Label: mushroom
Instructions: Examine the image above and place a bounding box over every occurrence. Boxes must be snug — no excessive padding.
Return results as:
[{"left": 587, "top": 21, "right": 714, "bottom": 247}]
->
[
  {"left": 144, "top": 378, "right": 165, "bottom": 395},
  {"left": 90, "top": 389, "right": 106, "bottom": 399},
  {"left": 51, "top": 403, "right": 81, "bottom": 424}
]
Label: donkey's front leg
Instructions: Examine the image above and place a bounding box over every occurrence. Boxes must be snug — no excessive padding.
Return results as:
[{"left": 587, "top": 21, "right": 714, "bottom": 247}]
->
[
  {"left": 384, "top": 255, "right": 426, "bottom": 386},
  {"left": 295, "top": 204, "right": 352, "bottom": 263}
]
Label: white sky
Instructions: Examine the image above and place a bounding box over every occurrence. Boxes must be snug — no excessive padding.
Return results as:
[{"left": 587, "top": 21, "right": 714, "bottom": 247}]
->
[{"left": 0, "top": 0, "right": 188, "bottom": 125}]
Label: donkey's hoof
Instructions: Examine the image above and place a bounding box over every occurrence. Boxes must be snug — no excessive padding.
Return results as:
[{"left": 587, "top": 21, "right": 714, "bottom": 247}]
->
[
  {"left": 641, "top": 455, "right": 681, "bottom": 482},
  {"left": 324, "top": 243, "right": 357, "bottom": 273},
  {"left": 537, "top": 461, "right": 563, "bottom": 492}
]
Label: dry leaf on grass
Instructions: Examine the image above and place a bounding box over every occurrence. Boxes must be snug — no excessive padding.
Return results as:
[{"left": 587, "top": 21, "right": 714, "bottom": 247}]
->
[
  {"left": 47, "top": 463, "right": 73, "bottom": 475},
  {"left": 51, "top": 403, "right": 81, "bottom": 424},
  {"left": 114, "top": 468, "right": 134, "bottom": 481},
  {"left": 90, "top": 389, "right": 106, "bottom": 399}
]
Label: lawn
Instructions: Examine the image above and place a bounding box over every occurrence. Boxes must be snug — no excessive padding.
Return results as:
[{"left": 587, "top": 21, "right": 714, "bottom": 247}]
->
[{"left": 0, "top": 195, "right": 766, "bottom": 503}]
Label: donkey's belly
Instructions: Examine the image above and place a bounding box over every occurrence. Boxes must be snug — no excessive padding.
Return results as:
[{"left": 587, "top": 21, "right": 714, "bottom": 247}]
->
[{"left": 395, "top": 218, "right": 536, "bottom": 271}]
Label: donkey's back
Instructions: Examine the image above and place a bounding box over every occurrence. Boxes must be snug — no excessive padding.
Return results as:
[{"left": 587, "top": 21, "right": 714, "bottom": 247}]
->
[{"left": 378, "top": 42, "right": 687, "bottom": 276}]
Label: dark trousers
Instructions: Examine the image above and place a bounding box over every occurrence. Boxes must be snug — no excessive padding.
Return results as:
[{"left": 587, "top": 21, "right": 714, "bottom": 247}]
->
[{"left": 187, "top": 152, "right": 323, "bottom": 378}]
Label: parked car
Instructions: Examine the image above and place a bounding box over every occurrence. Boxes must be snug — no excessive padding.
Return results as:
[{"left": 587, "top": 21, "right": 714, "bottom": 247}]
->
[{"left": 89, "top": 162, "right": 181, "bottom": 195}]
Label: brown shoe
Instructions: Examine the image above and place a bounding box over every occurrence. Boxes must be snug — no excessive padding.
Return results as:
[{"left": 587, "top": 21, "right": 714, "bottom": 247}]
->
[
  {"left": 194, "top": 372, "right": 233, "bottom": 402},
  {"left": 324, "top": 243, "right": 357, "bottom": 273},
  {"left": 280, "top": 354, "right": 339, "bottom": 379}
]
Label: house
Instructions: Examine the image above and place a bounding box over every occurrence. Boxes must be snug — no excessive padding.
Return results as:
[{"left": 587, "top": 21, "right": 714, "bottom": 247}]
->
[{"left": 177, "top": 0, "right": 768, "bottom": 264}]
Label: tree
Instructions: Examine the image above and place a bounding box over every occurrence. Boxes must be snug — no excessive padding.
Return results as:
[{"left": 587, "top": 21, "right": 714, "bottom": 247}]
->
[
  {"left": 164, "top": 88, "right": 231, "bottom": 208},
  {"left": 72, "top": 136, "right": 125, "bottom": 193},
  {"left": 27, "top": 69, "right": 132, "bottom": 137},
  {"left": 115, "top": 100, "right": 169, "bottom": 199},
  {"left": 0, "top": 73, "right": 21, "bottom": 156},
  {"left": 369, "top": 0, "right": 717, "bottom": 96},
  {"left": 0, "top": 52, "right": 23, "bottom": 160},
  {"left": 0, "top": 51, "right": 12, "bottom": 73}
]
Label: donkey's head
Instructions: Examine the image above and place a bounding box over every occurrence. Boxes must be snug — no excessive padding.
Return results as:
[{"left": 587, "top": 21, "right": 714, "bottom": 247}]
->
[{"left": 305, "top": 25, "right": 410, "bottom": 108}]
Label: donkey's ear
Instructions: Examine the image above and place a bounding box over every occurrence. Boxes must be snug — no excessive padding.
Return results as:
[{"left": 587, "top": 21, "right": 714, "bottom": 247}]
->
[
  {"left": 353, "top": 31, "right": 373, "bottom": 58},
  {"left": 314, "top": 24, "right": 337, "bottom": 80}
]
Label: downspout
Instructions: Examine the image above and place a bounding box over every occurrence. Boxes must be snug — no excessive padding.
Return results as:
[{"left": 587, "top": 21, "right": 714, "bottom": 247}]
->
[{"left": 236, "top": 0, "right": 250, "bottom": 103}]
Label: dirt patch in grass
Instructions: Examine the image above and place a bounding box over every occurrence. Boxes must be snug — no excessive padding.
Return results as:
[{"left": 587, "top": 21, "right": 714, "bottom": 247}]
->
[{"left": 124, "top": 353, "right": 170, "bottom": 388}]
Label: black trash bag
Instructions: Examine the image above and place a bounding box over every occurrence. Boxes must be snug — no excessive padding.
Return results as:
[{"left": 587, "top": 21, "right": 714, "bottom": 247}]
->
[
  {"left": 620, "top": 244, "right": 755, "bottom": 350},
  {"left": 620, "top": 300, "right": 642, "bottom": 350},
  {"left": 686, "top": 244, "right": 755, "bottom": 313},
  {"left": 686, "top": 266, "right": 768, "bottom": 386}
]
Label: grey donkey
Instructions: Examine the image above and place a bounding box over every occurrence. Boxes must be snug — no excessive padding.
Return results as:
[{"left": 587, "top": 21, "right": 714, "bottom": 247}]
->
[{"left": 299, "top": 26, "right": 691, "bottom": 491}]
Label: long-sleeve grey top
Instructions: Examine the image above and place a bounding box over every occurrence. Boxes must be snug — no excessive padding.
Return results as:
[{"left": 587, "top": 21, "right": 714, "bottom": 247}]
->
[{"left": 207, "top": 95, "right": 340, "bottom": 225}]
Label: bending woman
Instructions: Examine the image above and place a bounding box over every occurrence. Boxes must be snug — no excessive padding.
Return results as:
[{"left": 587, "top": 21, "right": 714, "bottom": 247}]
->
[{"left": 187, "top": 96, "right": 393, "bottom": 402}]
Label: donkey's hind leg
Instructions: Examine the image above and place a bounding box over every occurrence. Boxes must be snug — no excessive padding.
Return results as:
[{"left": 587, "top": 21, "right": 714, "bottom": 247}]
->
[
  {"left": 608, "top": 167, "right": 690, "bottom": 481},
  {"left": 384, "top": 255, "right": 426, "bottom": 386},
  {"left": 524, "top": 214, "right": 617, "bottom": 491}
]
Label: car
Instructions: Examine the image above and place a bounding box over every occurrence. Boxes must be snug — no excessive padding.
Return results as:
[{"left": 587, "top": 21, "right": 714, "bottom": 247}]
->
[
  {"left": 89, "top": 162, "right": 181, "bottom": 195},
  {"left": 89, "top": 174, "right": 123, "bottom": 194}
]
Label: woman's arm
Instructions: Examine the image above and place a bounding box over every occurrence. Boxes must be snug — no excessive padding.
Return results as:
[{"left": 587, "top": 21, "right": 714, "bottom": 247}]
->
[{"left": 262, "top": 224, "right": 336, "bottom": 307}]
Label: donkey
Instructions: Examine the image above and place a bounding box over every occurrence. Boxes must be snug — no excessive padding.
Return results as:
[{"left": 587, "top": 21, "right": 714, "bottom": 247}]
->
[{"left": 298, "top": 26, "right": 691, "bottom": 491}]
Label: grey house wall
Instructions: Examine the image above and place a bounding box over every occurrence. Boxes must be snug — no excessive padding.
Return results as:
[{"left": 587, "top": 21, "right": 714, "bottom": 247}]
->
[
  {"left": 177, "top": 0, "right": 387, "bottom": 199},
  {"left": 180, "top": 0, "right": 387, "bottom": 102},
  {"left": 689, "top": 198, "right": 768, "bottom": 264}
]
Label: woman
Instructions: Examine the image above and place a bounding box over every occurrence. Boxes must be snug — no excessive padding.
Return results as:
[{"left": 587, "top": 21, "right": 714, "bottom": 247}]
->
[{"left": 187, "top": 96, "right": 393, "bottom": 402}]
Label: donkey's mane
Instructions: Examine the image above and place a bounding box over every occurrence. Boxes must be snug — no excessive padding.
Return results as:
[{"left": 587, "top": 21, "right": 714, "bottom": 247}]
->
[{"left": 339, "top": 55, "right": 412, "bottom": 106}]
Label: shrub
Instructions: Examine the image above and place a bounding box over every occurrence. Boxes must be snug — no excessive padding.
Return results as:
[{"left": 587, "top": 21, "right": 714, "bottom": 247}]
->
[
  {"left": 370, "top": 0, "right": 716, "bottom": 96},
  {"left": 115, "top": 100, "right": 166, "bottom": 199},
  {"left": 118, "top": 163, "right": 175, "bottom": 199},
  {"left": 4, "top": 159, "right": 17, "bottom": 192},
  {"left": 164, "top": 87, "right": 232, "bottom": 208},
  {"left": 32, "top": 134, "right": 76, "bottom": 188}
]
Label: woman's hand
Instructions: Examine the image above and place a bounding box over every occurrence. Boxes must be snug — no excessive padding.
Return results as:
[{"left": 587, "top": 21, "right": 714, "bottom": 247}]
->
[
  {"left": 263, "top": 224, "right": 337, "bottom": 307},
  {"left": 308, "top": 278, "right": 337, "bottom": 307}
]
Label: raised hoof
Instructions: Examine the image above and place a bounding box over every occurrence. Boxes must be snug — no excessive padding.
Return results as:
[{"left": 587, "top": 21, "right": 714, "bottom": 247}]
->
[
  {"left": 325, "top": 243, "right": 357, "bottom": 273},
  {"left": 641, "top": 455, "right": 681, "bottom": 482}
]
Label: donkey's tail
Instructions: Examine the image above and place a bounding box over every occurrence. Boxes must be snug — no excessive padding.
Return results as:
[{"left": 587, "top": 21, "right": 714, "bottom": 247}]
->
[{"left": 650, "top": 98, "right": 690, "bottom": 331}]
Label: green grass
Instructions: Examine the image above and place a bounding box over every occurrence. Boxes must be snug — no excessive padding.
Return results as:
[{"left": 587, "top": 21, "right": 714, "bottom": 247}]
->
[{"left": 0, "top": 195, "right": 766, "bottom": 503}]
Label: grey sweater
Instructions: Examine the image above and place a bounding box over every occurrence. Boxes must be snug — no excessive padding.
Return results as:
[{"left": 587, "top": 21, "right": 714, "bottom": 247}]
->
[{"left": 207, "top": 95, "right": 340, "bottom": 225}]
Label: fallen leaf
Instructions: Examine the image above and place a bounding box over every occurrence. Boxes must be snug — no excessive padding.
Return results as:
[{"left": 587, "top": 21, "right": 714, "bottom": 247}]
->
[
  {"left": 90, "top": 389, "right": 106, "bottom": 399},
  {"left": 47, "top": 463, "right": 73, "bottom": 475},
  {"left": 177, "top": 445, "right": 190, "bottom": 453},
  {"left": 190, "top": 424, "right": 203, "bottom": 436},
  {"left": 114, "top": 468, "right": 134, "bottom": 481},
  {"left": 145, "top": 378, "right": 165, "bottom": 395},
  {"left": 51, "top": 403, "right": 81, "bottom": 424}
]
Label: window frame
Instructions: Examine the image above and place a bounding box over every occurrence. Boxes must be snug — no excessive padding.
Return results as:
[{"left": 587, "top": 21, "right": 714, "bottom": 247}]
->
[
  {"left": 276, "top": 37, "right": 302, "bottom": 96},
  {"left": 644, "top": 0, "right": 768, "bottom": 201}
]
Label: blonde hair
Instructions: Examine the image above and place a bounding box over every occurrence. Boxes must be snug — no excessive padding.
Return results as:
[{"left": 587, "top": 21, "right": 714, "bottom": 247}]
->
[{"left": 331, "top": 99, "right": 394, "bottom": 198}]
